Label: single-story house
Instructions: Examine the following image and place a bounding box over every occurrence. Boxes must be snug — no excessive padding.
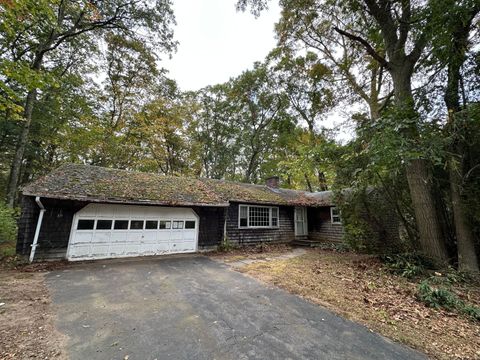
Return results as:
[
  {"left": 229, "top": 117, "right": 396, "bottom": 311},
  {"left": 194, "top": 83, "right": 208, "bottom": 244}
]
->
[{"left": 17, "top": 164, "right": 344, "bottom": 261}]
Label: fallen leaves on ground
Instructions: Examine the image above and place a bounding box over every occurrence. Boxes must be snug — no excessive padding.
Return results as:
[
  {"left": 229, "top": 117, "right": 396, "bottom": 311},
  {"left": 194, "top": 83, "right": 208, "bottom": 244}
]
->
[
  {"left": 0, "top": 270, "right": 68, "bottom": 359},
  {"left": 234, "top": 249, "right": 480, "bottom": 360},
  {"left": 209, "top": 243, "right": 294, "bottom": 263}
]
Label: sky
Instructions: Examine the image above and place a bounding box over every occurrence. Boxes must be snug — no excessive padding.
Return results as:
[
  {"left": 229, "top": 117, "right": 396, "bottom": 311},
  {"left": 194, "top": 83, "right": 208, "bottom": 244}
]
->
[
  {"left": 162, "top": 0, "right": 281, "bottom": 91},
  {"left": 161, "top": 0, "right": 354, "bottom": 141}
]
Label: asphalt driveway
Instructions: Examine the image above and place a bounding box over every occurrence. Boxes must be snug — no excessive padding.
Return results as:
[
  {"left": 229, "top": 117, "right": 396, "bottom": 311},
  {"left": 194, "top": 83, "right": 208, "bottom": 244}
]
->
[{"left": 46, "top": 256, "right": 426, "bottom": 360}]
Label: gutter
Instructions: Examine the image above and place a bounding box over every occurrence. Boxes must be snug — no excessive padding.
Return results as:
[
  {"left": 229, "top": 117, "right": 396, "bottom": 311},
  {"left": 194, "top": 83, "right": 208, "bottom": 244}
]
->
[{"left": 29, "top": 196, "right": 45, "bottom": 263}]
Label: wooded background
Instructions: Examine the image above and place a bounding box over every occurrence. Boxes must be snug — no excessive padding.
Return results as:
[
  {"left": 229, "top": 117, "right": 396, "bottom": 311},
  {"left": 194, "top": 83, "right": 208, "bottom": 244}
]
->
[{"left": 1, "top": 0, "right": 479, "bottom": 271}]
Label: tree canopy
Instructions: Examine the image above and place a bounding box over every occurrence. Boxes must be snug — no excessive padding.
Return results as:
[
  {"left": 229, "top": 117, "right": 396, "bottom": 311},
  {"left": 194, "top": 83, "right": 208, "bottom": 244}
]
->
[{"left": 1, "top": 0, "right": 479, "bottom": 271}]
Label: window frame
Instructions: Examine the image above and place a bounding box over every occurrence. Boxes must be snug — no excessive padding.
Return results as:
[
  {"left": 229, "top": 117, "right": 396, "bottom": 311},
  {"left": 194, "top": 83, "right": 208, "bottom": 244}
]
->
[
  {"left": 238, "top": 204, "right": 280, "bottom": 229},
  {"left": 77, "top": 219, "right": 95, "bottom": 230},
  {"left": 330, "top": 207, "right": 341, "bottom": 224}
]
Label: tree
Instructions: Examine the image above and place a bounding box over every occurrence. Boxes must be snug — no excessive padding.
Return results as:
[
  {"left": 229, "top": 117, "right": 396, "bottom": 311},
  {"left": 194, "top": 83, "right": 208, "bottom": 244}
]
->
[
  {"left": 1, "top": 0, "right": 176, "bottom": 206},
  {"left": 192, "top": 84, "right": 241, "bottom": 179},
  {"left": 238, "top": 0, "right": 480, "bottom": 265},
  {"left": 430, "top": 0, "right": 479, "bottom": 272},
  {"left": 229, "top": 62, "right": 290, "bottom": 183}
]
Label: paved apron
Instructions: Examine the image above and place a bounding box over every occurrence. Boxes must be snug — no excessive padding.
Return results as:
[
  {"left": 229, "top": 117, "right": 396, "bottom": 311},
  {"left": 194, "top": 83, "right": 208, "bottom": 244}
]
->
[{"left": 46, "top": 256, "right": 426, "bottom": 360}]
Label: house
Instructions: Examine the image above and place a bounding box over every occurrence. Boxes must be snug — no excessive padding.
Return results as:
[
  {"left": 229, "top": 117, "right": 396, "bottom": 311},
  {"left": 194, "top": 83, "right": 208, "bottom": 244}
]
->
[{"left": 16, "top": 164, "right": 344, "bottom": 261}]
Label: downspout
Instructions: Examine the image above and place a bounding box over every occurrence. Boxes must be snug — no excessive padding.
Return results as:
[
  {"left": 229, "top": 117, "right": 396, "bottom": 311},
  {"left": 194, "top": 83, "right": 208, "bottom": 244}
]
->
[
  {"left": 223, "top": 207, "right": 228, "bottom": 245},
  {"left": 29, "top": 196, "right": 45, "bottom": 263}
]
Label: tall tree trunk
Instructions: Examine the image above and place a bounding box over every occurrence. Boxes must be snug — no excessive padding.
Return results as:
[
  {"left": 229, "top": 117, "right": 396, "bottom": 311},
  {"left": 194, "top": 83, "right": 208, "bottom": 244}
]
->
[
  {"left": 449, "top": 152, "right": 478, "bottom": 272},
  {"left": 6, "top": 88, "right": 37, "bottom": 207},
  {"left": 405, "top": 159, "right": 449, "bottom": 264},
  {"left": 5, "top": 51, "right": 45, "bottom": 207},
  {"left": 304, "top": 174, "right": 313, "bottom": 192},
  {"left": 391, "top": 68, "right": 449, "bottom": 265},
  {"left": 443, "top": 12, "right": 479, "bottom": 272}
]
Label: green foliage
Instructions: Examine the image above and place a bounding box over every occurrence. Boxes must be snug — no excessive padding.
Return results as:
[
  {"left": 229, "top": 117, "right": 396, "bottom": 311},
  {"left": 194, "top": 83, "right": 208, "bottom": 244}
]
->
[
  {"left": 382, "top": 253, "right": 431, "bottom": 279},
  {"left": 0, "top": 202, "right": 17, "bottom": 244},
  {"left": 315, "top": 242, "right": 351, "bottom": 253},
  {"left": 341, "top": 218, "right": 375, "bottom": 252},
  {"left": 416, "top": 281, "right": 480, "bottom": 322},
  {"left": 218, "top": 236, "right": 236, "bottom": 252}
]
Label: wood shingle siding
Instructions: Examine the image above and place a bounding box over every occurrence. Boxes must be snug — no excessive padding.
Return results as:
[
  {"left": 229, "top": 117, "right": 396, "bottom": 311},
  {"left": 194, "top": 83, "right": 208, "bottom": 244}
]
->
[
  {"left": 308, "top": 207, "right": 344, "bottom": 243},
  {"left": 193, "top": 206, "right": 225, "bottom": 248},
  {"left": 225, "top": 202, "right": 295, "bottom": 245},
  {"left": 16, "top": 196, "right": 39, "bottom": 255},
  {"left": 17, "top": 197, "right": 88, "bottom": 259}
]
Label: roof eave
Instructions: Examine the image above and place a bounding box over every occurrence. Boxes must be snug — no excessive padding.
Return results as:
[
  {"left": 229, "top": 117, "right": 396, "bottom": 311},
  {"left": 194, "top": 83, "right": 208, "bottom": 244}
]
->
[{"left": 21, "top": 191, "right": 230, "bottom": 208}]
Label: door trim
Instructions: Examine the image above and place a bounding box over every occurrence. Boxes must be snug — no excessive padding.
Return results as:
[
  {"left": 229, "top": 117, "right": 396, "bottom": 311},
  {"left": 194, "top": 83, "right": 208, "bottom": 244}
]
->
[{"left": 294, "top": 207, "right": 308, "bottom": 236}]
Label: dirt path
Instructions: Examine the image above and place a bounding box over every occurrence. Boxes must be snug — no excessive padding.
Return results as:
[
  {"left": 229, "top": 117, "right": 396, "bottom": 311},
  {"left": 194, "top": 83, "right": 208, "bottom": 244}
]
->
[{"left": 0, "top": 269, "right": 68, "bottom": 359}]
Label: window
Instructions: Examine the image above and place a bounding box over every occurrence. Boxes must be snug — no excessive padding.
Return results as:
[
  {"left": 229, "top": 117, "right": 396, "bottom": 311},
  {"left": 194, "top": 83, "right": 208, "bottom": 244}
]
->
[
  {"left": 159, "top": 220, "right": 171, "bottom": 229},
  {"left": 239, "top": 206, "right": 248, "bottom": 227},
  {"left": 271, "top": 207, "right": 278, "bottom": 227},
  {"left": 114, "top": 220, "right": 129, "bottom": 230},
  {"left": 172, "top": 221, "right": 184, "bottom": 229},
  {"left": 238, "top": 205, "right": 279, "bottom": 228},
  {"left": 130, "top": 220, "right": 144, "bottom": 230},
  {"left": 145, "top": 220, "right": 158, "bottom": 230},
  {"left": 77, "top": 219, "right": 94, "bottom": 230},
  {"left": 185, "top": 221, "right": 196, "bottom": 229},
  {"left": 96, "top": 220, "right": 112, "bottom": 230},
  {"left": 331, "top": 207, "right": 341, "bottom": 224}
]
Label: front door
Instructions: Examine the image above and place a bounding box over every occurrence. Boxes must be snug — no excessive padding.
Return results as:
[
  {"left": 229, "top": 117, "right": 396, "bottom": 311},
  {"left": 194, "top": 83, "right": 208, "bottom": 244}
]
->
[{"left": 295, "top": 207, "right": 308, "bottom": 236}]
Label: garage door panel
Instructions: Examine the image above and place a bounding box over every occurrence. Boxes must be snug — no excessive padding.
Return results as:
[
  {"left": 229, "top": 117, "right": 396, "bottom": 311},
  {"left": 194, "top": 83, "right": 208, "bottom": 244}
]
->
[
  {"left": 111, "top": 232, "right": 128, "bottom": 243},
  {"left": 93, "top": 232, "right": 111, "bottom": 243},
  {"left": 91, "top": 244, "right": 110, "bottom": 257},
  {"left": 70, "top": 244, "right": 92, "bottom": 258},
  {"left": 170, "top": 232, "right": 183, "bottom": 240},
  {"left": 183, "top": 230, "right": 196, "bottom": 241},
  {"left": 109, "top": 243, "right": 125, "bottom": 256},
  {"left": 68, "top": 204, "right": 198, "bottom": 261},
  {"left": 71, "top": 232, "right": 93, "bottom": 244}
]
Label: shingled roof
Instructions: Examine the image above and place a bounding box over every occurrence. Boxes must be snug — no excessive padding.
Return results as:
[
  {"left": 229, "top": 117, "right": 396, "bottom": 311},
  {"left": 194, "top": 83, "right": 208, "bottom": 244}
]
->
[{"left": 22, "top": 164, "right": 333, "bottom": 207}]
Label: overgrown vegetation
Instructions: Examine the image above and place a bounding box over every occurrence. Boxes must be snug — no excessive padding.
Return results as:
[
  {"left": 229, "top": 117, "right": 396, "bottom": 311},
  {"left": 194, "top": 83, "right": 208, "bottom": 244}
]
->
[
  {"left": 381, "top": 253, "right": 480, "bottom": 321},
  {"left": 0, "top": 202, "right": 17, "bottom": 256},
  {"left": 417, "top": 280, "right": 480, "bottom": 322},
  {"left": 1, "top": 1, "right": 479, "bottom": 271},
  {"left": 382, "top": 253, "right": 429, "bottom": 279}
]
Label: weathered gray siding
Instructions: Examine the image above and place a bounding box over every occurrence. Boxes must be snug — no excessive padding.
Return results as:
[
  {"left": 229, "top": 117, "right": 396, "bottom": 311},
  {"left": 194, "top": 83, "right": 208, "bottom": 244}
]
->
[
  {"left": 17, "top": 198, "right": 226, "bottom": 259},
  {"left": 16, "top": 196, "right": 88, "bottom": 260},
  {"left": 225, "top": 202, "right": 295, "bottom": 245},
  {"left": 193, "top": 206, "right": 225, "bottom": 248},
  {"left": 16, "top": 196, "right": 39, "bottom": 255},
  {"left": 308, "top": 206, "right": 344, "bottom": 243}
]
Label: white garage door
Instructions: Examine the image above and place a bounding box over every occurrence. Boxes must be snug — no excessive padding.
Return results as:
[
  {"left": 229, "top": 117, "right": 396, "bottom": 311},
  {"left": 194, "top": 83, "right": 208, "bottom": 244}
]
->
[{"left": 67, "top": 204, "right": 199, "bottom": 261}]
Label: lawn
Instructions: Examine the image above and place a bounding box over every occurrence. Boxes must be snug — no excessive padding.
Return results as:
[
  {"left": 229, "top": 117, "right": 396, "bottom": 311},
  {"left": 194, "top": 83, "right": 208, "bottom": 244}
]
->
[{"left": 225, "top": 248, "right": 480, "bottom": 360}]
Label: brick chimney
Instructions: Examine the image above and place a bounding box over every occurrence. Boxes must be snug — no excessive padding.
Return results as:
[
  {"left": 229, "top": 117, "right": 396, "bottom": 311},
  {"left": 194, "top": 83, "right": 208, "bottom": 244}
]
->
[{"left": 265, "top": 176, "right": 280, "bottom": 189}]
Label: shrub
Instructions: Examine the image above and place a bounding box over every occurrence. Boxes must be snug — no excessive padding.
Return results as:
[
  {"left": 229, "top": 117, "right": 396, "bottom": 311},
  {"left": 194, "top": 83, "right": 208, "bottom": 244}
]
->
[
  {"left": 382, "top": 253, "right": 431, "bottom": 279},
  {"left": 342, "top": 219, "right": 376, "bottom": 252},
  {"left": 0, "top": 202, "right": 17, "bottom": 244},
  {"left": 416, "top": 280, "right": 480, "bottom": 322},
  {"left": 217, "top": 236, "right": 236, "bottom": 252}
]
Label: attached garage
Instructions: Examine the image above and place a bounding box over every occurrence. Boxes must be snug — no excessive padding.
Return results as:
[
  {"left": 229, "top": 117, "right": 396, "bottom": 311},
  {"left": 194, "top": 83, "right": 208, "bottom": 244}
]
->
[
  {"left": 68, "top": 204, "right": 199, "bottom": 260},
  {"left": 17, "top": 164, "right": 336, "bottom": 262}
]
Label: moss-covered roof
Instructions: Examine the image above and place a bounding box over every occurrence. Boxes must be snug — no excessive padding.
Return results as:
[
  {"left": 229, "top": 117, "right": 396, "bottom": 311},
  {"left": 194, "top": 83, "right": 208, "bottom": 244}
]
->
[{"left": 22, "top": 164, "right": 333, "bottom": 207}]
